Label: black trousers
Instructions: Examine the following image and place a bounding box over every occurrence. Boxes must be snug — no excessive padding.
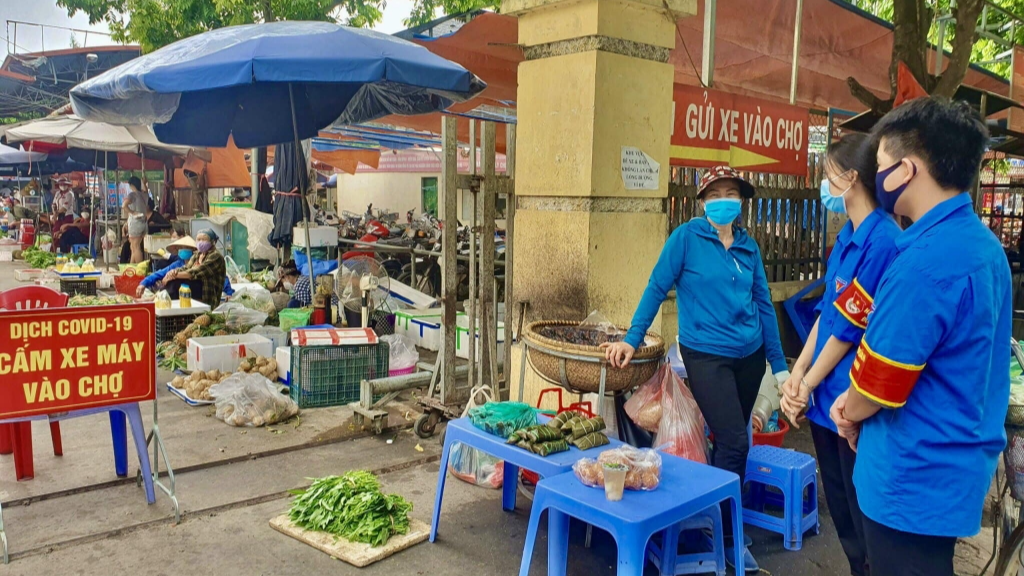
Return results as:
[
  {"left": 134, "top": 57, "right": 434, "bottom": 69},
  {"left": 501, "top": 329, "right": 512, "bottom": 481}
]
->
[
  {"left": 164, "top": 278, "right": 203, "bottom": 301},
  {"left": 679, "top": 344, "right": 766, "bottom": 536},
  {"left": 811, "top": 421, "right": 869, "bottom": 576},
  {"left": 863, "top": 516, "right": 956, "bottom": 576}
]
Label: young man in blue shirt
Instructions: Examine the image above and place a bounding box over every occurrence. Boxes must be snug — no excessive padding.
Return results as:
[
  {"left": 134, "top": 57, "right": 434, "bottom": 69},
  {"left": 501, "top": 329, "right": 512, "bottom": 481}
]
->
[{"left": 830, "top": 96, "right": 1011, "bottom": 576}]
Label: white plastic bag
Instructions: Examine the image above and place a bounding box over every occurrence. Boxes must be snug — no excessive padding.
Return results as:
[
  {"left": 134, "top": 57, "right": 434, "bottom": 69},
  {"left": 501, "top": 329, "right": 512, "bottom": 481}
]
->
[
  {"left": 249, "top": 325, "right": 287, "bottom": 350},
  {"left": 231, "top": 285, "right": 277, "bottom": 317},
  {"left": 214, "top": 302, "right": 269, "bottom": 328},
  {"left": 380, "top": 334, "right": 419, "bottom": 370},
  {"left": 210, "top": 372, "right": 299, "bottom": 427},
  {"left": 579, "top": 310, "right": 624, "bottom": 337}
]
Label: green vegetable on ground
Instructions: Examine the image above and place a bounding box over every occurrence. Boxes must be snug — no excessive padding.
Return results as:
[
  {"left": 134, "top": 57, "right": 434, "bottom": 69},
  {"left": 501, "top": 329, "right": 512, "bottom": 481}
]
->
[{"left": 288, "top": 471, "right": 413, "bottom": 548}]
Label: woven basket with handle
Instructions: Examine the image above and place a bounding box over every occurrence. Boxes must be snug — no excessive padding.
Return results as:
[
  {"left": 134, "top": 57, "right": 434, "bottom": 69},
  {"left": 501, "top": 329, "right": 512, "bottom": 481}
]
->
[{"left": 522, "top": 320, "right": 665, "bottom": 394}]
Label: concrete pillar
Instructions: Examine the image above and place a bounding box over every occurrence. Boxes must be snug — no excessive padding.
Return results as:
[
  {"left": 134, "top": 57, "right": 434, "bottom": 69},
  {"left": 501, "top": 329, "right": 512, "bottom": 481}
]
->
[{"left": 504, "top": 0, "right": 697, "bottom": 408}]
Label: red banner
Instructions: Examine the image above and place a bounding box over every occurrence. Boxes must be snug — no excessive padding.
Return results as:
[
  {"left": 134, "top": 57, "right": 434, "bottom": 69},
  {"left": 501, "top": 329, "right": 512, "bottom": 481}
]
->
[
  {"left": 671, "top": 86, "right": 810, "bottom": 176},
  {"left": 0, "top": 303, "right": 156, "bottom": 419}
]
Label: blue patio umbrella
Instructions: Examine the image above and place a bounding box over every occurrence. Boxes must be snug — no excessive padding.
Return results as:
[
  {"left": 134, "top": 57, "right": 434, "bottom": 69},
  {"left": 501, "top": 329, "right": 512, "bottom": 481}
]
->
[
  {"left": 69, "top": 20, "right": 485, "bottom": 293},
  {"left": 68, "top": 21, "right": 486, "bottom": 149}
]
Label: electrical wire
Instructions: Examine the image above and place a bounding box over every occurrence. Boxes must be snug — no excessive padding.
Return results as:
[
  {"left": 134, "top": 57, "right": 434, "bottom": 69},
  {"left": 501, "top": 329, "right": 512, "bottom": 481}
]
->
[{"left": 661, "top": 0, "right": 707, "bottom": 88}]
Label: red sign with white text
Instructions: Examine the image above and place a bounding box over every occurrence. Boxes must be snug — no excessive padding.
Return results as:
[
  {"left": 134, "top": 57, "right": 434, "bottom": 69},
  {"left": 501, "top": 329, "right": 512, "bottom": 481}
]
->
[
  {"left": 0, "top": 303, "right": 156, "bottom": 419},
  {"left": 672, "top": 85, "right": 810, "bottom": 176}
]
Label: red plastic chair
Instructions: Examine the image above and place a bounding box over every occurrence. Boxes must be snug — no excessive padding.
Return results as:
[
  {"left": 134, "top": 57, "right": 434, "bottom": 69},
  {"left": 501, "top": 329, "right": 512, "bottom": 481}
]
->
[{"left": 0, "top": 285, "right": 69, "bottom": 480}]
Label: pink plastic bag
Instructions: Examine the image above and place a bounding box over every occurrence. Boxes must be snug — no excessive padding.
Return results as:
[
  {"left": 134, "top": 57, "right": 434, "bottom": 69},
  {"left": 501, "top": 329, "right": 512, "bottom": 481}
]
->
[
  {"left": 624, "top": 368, "right": 663, "bottom": 432},
  {"left": 654, "top": 364, "right": 707, "bottom": 464}
]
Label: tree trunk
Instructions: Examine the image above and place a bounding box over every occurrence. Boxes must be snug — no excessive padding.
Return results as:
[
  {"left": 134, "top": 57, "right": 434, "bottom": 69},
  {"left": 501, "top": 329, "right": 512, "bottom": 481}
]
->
[
  {"left": 933, "top": 0, "right": 985, "bottom": 98},
  {"left": 847, "top": 0, "right": 983, "bottom": 112}
]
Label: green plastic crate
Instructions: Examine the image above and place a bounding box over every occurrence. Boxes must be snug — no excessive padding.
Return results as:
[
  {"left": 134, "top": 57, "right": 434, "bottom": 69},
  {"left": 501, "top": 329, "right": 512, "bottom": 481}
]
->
[{"left": 288, "top": 343, "right": 390, "bottom": 408}]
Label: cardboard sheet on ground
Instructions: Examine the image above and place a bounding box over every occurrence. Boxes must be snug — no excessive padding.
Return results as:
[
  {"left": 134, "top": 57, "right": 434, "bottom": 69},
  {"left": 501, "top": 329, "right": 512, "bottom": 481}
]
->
[{"left": 269, "top": 515, "right": 429, "bottom": 567}]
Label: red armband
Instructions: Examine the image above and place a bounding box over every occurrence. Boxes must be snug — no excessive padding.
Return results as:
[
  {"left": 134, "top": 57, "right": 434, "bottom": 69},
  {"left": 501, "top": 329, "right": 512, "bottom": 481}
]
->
[
  {"left": 849, "top": 340, "right": 924, "bottom": 408},
  {"left": 834, "top": 279, "right": 874, "bottom": 329}
]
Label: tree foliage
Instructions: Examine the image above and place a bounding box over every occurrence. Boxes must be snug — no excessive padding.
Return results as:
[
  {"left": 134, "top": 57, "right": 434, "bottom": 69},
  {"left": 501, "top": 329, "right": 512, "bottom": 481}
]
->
[
  {"left": 56, "top": 0, "right": 382, "bottom": 52},
  {"left": 843, "top": 0, "right": 1024, "bottom": 111},
  {"left": 57, "top": 0, "right": 503, "bottom": 52}
]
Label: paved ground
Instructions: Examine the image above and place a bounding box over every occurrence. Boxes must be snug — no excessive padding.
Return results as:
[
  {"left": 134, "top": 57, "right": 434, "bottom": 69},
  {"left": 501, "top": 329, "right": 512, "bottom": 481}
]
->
[{"left": 0, "top": 261, "right": 1000, "bottom": 575}]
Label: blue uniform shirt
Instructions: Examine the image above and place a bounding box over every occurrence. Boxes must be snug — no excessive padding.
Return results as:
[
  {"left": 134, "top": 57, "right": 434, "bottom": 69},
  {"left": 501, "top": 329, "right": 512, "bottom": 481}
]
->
[
  {"left": 625, "top": 217, "right": 787, "bottom": 373},
  {"left": 805, "top": 209, "right": 900, "bottom": 432},
  {"left": 851, "top": 194, "right": 1011, "bottom": 537}
]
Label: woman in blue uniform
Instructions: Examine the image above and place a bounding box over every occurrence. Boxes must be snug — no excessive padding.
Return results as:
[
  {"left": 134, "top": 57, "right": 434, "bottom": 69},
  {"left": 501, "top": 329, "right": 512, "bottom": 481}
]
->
[{"left": 780, "top": 133, "right": 900, "bottom": 576}]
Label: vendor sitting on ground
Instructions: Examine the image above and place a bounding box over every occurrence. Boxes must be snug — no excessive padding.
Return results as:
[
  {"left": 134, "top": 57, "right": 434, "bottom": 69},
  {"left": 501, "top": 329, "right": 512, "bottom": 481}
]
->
[
  {"left": 285, "top": 266, "right": 340, "bottom": 309},
  {"left": 136, "top": 235, "right": 195, "bottom": 297},
  {"left": 56, "top": 210, "right": 92, "bottom": 254},
  {"left": 163, "top": 229, "right": 226, "bottom": 309}
]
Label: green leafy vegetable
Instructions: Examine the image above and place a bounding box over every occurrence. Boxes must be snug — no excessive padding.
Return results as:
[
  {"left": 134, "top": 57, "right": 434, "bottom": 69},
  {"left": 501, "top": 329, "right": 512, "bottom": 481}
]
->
[
  {"left": 288, "top": 471, "right": 413, "bottom": 547},
  {"left": 22, "top": 246, "right": 56, "bottom": 270}
]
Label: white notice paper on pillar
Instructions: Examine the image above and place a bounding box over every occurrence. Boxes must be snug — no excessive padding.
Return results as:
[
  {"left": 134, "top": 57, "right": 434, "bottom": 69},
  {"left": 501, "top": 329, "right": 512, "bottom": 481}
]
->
[{"left": 620, "top": 146, "right": 660, "bottom": 190}]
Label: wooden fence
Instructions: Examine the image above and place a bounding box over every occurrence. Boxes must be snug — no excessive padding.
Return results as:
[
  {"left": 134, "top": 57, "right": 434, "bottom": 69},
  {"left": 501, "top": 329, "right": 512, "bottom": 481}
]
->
[{"left": 668, "top": 155, "right": 827, "bottom": 283}]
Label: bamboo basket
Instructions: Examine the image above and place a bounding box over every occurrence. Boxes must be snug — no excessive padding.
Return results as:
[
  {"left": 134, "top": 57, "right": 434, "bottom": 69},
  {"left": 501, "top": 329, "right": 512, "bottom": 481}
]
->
[{"left": 522, "top": 320, "right": 665, "bottom": 394}]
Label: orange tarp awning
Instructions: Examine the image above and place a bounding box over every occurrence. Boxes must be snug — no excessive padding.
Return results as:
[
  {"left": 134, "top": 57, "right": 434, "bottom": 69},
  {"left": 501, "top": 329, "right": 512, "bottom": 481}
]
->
[
  {"left": 172, "top": 136, "right": 250, "bottom": 189},
  {"left": 311, "top": 149, "right": 381, "bottom": 174},
  {"left": 375, "top": 6, "right": 1010, "bottom": 140}
]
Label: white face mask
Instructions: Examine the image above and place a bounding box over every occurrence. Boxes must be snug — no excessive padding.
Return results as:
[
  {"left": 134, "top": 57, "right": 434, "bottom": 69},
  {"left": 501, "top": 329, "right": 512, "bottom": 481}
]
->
[{"left": 284, "top": 281, "right": 295, "bottom": 290}]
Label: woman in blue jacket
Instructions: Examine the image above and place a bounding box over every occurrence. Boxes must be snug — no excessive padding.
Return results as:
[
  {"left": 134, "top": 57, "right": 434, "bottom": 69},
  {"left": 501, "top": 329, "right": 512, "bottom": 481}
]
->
[
  {"left": 603, "top": 165, "right": 788, "bottom": 572},
  {"left": 779, "top": 133, "right": 900, "bottom": 576}
]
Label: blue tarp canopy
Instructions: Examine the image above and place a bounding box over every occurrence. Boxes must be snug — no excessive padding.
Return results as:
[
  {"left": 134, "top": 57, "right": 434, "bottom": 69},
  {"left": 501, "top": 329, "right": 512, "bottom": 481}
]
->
[{"left": 69, "top": 21, "right": 486, "bottom": 149}]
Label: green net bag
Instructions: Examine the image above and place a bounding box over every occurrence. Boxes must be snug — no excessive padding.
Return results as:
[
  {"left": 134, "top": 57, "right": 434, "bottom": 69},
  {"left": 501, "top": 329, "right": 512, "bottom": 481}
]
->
[
  {"left": 280, "top": 307, "right": 314, "bottom": 335},
  {"left": 468, "top": 401, "right": 537, "bottom": 439}
]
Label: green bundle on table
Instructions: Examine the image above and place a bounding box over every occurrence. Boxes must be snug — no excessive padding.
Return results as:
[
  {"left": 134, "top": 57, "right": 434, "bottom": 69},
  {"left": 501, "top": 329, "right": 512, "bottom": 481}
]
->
[{"left": 468, "top": 401, "right": 537, "bottom": 438}]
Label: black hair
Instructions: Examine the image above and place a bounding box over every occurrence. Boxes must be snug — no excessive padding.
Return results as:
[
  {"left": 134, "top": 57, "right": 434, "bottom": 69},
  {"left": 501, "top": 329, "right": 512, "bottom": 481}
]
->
[
  {"left": 128, "top": 176, "right": 143, "bottom": 191},
  {"left": 869, "top": 96, "right": 988, "bottom": 192},
  {"left": 825, "top": 133, "right": 877, "bottom": 194}
]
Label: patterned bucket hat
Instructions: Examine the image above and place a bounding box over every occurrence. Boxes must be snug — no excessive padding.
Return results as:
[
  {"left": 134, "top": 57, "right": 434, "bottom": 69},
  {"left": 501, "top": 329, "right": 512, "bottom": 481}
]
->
[{"left": 697, "top": 166, "right": 755, "bottom": 199}]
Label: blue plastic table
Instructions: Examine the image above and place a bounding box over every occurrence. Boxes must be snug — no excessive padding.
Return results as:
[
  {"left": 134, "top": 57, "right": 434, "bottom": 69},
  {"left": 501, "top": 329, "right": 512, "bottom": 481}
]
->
[
  {"left": 431, "top": 416, "right": 623, "bottom": 542},
  {"left": 519, "top": 453, "right": 744, "bottom": 576}
]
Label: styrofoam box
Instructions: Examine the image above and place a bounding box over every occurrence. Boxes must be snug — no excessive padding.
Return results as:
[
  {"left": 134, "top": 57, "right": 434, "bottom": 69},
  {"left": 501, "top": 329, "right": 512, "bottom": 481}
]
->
[
  {"left": 455, "top": 320, "right": 506, "bottom": 362},
  {"left": 395, "top": 310, "right": 465, "bottom": 351},
  {"left": 144, "top": 234, "right": 175, "bottom": 253},
  {"left": 0, "top": 251, "right": 12, "bottom": 262},
  {"left": 186, "top": 334, "right": 274, "bottom": 373},
  {"left": 154, "top": 300, "right": 212, "bottom": 317},
  {"left": 292, "top": 225, "right": 338, "bottom": 248},
  {"left": 276, "top": 346, "right": 291, "bottom": 385},
  {"left": 385, "top": 278, "right": 437, "bottom": 310}
]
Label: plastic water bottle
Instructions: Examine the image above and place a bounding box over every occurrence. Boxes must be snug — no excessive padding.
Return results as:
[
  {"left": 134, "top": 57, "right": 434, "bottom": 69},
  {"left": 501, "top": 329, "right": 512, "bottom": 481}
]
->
[{"left": 180, "top": 285, "right": 192, "bottom": 308}]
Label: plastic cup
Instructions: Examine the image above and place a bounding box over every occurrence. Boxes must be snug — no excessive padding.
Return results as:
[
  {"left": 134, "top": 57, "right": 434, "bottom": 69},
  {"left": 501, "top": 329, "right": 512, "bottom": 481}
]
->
[{"left": 602, "top": 463, "right": 627, "bottom": 501}]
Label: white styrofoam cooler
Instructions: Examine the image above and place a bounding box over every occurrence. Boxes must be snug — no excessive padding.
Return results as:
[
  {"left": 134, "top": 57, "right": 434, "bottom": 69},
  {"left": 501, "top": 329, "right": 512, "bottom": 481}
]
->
[
  {"left": 290, "top": 327, "right": 378, "bottom": 346},
  {"left": 154, "top": 300, "right": 212, "bottom": 317},
  {"left": 144, "top": 234, "right": 176, "bottom": 253},
  {"left": 186, "top": 334, "right": 274, "bottom": 373},
  {"left": 385, "top": 278, "right": 438, "bottom": 310},
  {"left": 455, "top": 319, "right": 506, "bottom": 362},
  {"left": 276, "top": 346, "right": 291, "bottom": 385},
  {"left": 292, "top": 225, "right": 338, "bottom": 248},
  {"left": 395, "top": 310, "right": 465, "bottom": 351}
]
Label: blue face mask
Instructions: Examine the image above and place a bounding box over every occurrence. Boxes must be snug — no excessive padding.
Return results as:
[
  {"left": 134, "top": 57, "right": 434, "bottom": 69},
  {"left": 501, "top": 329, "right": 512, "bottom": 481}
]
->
[
  {"left": 819, "top": 180, "right": 849, "bottom": 214},
  {"left": 875, "top": 160, "right": 916, "bottom": 214},
  {"left": 177, "top": 249, "right": 193, "bottom": 261},
  {"left": 704, "top": 198, "right": 742, "bottom": 226}
]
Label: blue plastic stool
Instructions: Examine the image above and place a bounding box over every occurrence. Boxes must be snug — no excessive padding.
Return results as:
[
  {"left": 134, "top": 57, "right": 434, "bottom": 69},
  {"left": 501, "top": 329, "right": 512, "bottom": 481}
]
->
[
  {"left": 70, "top": 244, "right": 93, "bottom": 257},
  {"left": 646, "top": 505, "right": 726, "bottom": 575},
  {"left": 518, "top": 455, "right": 744, "bottom": 576},
  {"left": 743, "top": 445, "right": 819, "bottom": 551}
]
